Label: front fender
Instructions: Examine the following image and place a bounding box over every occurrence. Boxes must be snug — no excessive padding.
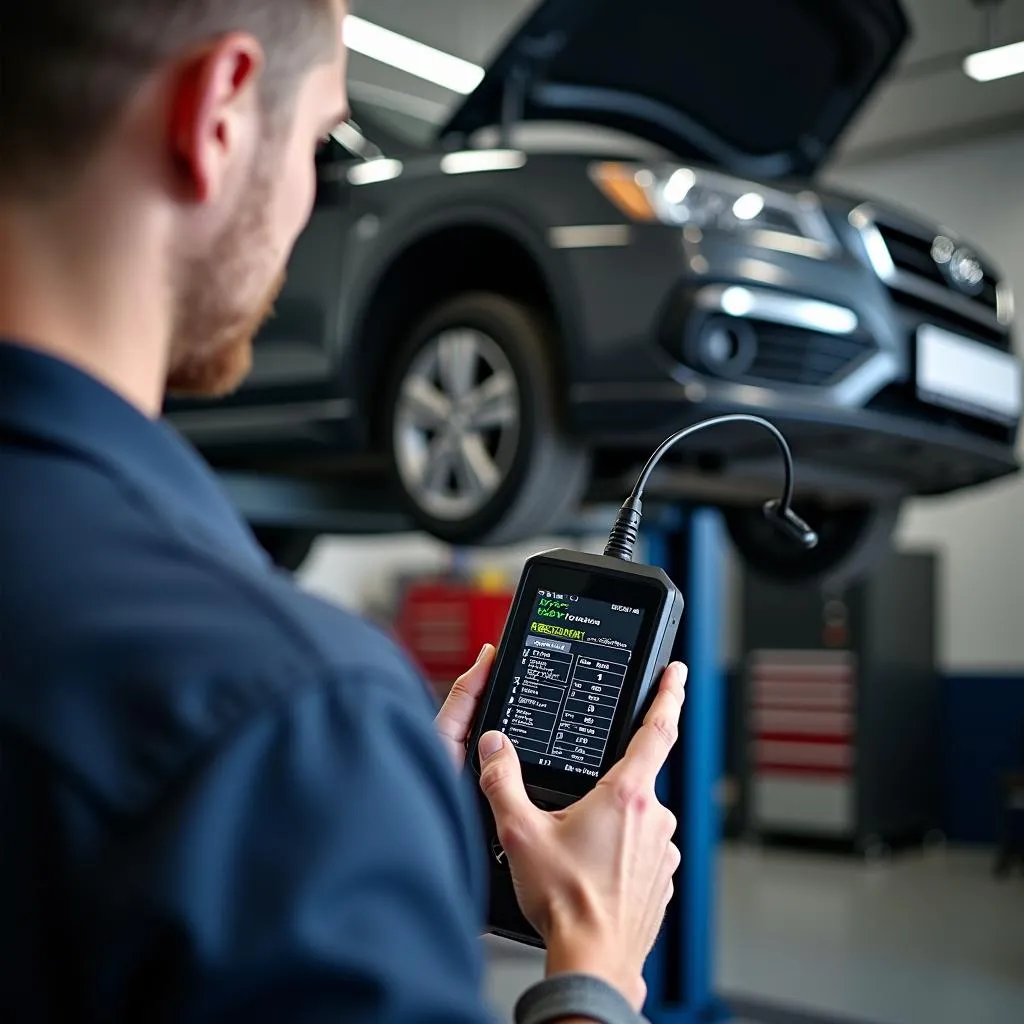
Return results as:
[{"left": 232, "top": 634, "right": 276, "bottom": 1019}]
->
[{"left": 334, "top": 195, "right": 588, "bottom": 390}]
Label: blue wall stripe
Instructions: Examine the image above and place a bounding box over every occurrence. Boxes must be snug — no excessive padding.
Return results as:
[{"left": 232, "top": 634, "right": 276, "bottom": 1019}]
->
[{"left": 942, "top": 674, "right": 1024, "bottom": 844}]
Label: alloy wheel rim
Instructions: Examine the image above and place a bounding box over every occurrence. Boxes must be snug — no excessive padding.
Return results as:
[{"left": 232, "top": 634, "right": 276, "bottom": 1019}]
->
[{"left": 394, "top": 327, "right": 522, "bottom": 521}]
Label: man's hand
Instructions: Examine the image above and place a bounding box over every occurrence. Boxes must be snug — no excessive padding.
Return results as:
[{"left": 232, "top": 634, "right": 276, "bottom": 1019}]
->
[
  {"left": 435, "top": 644, "right": 495, "bottom": 770},
  {"left": 477, "top": 663, "right": 688, "bottom": 1011}
]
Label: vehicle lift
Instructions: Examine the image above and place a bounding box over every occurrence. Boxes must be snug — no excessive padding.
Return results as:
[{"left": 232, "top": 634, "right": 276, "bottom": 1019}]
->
[
  {"left": 221, "top": 469, "right": 730, "bottom": 1024},
  {"left": 643, "top": 507, "right": 730, "bottom": 1024}
]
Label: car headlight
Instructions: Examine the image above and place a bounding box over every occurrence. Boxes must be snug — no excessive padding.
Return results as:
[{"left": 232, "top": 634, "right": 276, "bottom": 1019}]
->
[{"left": 590, "top": 162, "right": 838, "bottom": 258}]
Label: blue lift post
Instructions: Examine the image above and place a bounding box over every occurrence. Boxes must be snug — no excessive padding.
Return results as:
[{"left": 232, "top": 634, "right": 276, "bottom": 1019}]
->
[{"left": 643, "top": 508, "right": 731, "bottom": 1023}]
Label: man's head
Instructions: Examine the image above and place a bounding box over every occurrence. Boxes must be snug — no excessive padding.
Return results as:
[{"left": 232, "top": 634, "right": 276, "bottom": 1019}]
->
[{"left": 1, "top": 0, "right": 349, "bottom": 399}]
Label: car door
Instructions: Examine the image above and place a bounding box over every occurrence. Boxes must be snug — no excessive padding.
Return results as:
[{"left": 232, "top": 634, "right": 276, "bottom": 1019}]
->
[{"left": 240, "top": 132, "right": 363, "bottom": 391}]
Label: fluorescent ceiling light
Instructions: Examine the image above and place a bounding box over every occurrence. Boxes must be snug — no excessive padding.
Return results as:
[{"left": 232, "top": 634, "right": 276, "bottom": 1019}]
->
[
  {"left": 344, "top": 15, "right": 485, "bottom": 94},
  {"left": 963, "top": 39, "right": 1024, "bottom": 81}
]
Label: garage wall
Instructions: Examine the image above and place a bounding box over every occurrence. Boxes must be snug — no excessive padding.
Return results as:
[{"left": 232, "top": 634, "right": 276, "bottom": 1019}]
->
[{"left": 827, "top": 128, "right": 1024, "bottom": 674}]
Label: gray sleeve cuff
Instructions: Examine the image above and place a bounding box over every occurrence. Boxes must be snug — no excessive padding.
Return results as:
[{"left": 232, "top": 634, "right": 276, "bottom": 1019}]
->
[{"left": 514, "top": 973, "right": 648, "bottom": 1024}]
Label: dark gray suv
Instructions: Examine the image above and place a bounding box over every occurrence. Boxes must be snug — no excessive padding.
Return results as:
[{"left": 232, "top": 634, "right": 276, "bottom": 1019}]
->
[{"left": 168, "top": 0, "right": 1021, "bottom": 579}]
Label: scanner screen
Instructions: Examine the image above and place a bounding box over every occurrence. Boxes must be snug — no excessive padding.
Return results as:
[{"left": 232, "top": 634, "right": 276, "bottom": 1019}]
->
[{"left": 498, "top": 590, "right": 645, "bottom": 779}]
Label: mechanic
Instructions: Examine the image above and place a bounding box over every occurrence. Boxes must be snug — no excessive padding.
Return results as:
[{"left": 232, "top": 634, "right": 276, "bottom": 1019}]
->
[{"left": 0, "top": 2, "right": 687, "bottom": 1022}]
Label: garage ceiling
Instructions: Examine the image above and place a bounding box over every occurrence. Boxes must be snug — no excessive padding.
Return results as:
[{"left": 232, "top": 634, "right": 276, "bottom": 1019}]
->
[{"left": 346, "top": 0, "right": 1024, "bottom": 166}]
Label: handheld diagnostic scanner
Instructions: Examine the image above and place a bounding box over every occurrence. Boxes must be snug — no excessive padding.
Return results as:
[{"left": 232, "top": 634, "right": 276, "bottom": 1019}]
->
[{"left": 464, "top": 414, "right": 817, "bottom": 945}]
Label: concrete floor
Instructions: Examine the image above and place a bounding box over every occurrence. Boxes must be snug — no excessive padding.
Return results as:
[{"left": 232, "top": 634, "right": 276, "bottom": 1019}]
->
[{"left": 485, "top": 845, "right": 1024, "bottom": 1024}]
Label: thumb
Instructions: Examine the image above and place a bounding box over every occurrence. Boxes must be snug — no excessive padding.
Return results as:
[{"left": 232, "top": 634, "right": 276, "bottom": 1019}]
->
[{"left": 478, "top": 732, "right": 534, "bottom": 825}]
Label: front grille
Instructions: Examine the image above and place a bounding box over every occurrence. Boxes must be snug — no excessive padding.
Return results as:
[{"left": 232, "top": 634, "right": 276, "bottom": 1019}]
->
[
  {"left": 891, "top": 290, "right": 1008, "bottom": 349},
  {"left": 875, "top": 221, "right": 1001, "bottom": 315},
  {"left": 745, "top": 323, "right": 875, "bottom": 387},
  {"left": 857, "top": 206, "right": 1012, "bottom": 344}
]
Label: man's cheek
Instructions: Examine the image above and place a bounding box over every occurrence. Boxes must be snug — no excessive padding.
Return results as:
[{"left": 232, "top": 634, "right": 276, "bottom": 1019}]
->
[{"left": 288, "top": 158, "right": 318, "bottom": 242}]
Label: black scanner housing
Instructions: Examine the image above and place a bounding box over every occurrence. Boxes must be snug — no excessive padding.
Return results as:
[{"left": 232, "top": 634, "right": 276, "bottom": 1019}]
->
[{"left": 466, "top": 548, "right": 684, "bottom": 946}]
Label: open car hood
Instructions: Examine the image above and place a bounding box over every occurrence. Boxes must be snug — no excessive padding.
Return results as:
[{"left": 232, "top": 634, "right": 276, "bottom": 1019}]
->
[{"left": 440, "top": 0, "right": 909, "bottom": 179}]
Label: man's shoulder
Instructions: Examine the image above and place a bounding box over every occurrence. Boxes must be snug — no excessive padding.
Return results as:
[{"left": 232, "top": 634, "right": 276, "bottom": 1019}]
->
[
  {"left": 133, "top": 560, "right": 437, "bottom": 803},
  {"left": 2, "top": 436, "right": 424, "bottom": 699},
  {"left": 214, "top": 561, "right": 425, "bottom": 696},
  {"left": 1, "top": 477, "right": 434, "bottom": 820}
]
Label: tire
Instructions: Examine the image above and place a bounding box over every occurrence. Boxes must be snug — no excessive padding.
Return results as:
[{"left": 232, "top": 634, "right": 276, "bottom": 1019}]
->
[
  {"left": 252, "top": 526, "right": 318, "bottom": 573},
  {"left": 724, "top": 501, "right": 900, "bottom": 587},
  {"left": 385, "top": 292, "right": 589, "bottom": 546}
]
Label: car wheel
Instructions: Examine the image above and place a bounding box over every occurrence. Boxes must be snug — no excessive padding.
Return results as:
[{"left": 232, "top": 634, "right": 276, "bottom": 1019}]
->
[
  {"left": 252, "top": 526, "right": 318, "bottom": 573},
  {"left": 386, "top": 292, "right": 589, "bottom": 545},
  {"left": 724, "top": 501, "right": 899, "bottom": 586}
]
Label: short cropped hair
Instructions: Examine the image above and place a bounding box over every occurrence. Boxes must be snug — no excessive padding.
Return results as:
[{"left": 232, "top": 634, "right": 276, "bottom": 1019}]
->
[{"left": 1, "top": 0, "right": 336, "bottom": 198}]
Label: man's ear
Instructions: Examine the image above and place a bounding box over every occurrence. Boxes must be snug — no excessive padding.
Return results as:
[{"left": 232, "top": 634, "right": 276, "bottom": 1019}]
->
[{"left": 168, "top": 34, "right": 266, "bottom": 204}]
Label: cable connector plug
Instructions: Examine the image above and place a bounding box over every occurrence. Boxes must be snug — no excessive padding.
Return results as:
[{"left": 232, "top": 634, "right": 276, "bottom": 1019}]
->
[
  {"left": 604, "top": 496, "right": 644, "bottom": 562},
  {"left": 763, "top": 499, "right": 819, "bottom": 549}
]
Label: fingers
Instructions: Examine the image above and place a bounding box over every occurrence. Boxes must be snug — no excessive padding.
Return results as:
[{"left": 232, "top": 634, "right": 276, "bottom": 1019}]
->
[
  {"left": 652, "top": 829, "right": 679, "bottom": 911},
  {"left": 639, "top": 847, "right": 678, "bottom": 955},
  {"left": 643, "top": 842, "right": 679, "bottom": 948},
  {"left": 478, "top": 732, "right": 538, "bottom": 847},
  {"left": 654, "top": 874, "right": 675, "bottom": 937},
  {"left": 435, "top": 644, "right": 495, "bottom": 745},
  {"left": 616, "top": 663, "right": 688, "bottom": 787},
  {"left": 659, "top": 806, "right": 678, "bottom": 844},
  {"left": 657, "top": 848, "right": 678, "bottom": 917},
  {"left": 663, "top": 840, "right": 681, "bottom": 880}
]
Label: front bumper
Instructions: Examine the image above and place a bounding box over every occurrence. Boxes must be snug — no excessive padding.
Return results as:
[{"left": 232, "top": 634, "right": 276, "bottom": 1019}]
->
[
  {"left": 563, "top": 209, "right": 1020, "bottom": 502},
  {"left": 570, "top": 378, "right": 1019, "bottom": 501}
]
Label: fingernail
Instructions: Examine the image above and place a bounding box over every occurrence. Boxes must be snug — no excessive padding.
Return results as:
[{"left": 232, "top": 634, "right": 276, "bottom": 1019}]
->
[
  {"left": 476, "top": 643, "right": 492, "bottom": 664},
  {"left": 479, "top": 731, "right": 503, "bottom": 761}
]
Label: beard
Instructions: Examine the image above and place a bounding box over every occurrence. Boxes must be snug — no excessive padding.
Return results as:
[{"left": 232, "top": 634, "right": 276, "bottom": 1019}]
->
[{"left": 165, "top": 160, "right": 286, "bottom": 399}]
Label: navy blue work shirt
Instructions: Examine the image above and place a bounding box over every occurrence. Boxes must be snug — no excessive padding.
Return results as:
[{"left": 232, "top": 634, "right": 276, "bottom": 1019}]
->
[{"left": 0, "top": 341, "right": 495, "bottom": 1023}]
